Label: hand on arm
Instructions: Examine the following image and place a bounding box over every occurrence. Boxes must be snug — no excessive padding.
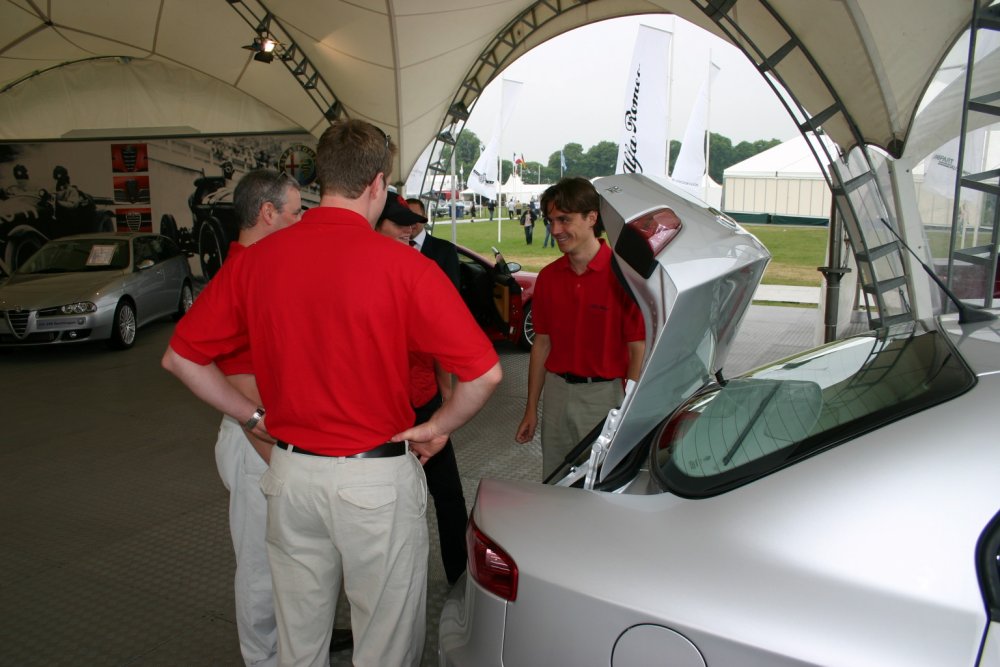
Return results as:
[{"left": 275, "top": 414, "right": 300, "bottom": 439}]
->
[
  {"left": 395, "top": 361, "right": 502, "bottom": 464},
  {"left": 227, "top": 373, "right": 275, "bottom": 464},
  {"left": 515, "top": 333, "right": 550, "bottom": 443}
]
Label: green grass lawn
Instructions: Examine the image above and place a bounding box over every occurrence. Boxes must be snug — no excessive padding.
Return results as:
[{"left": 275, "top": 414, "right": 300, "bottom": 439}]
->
[{"left": 433, "top": 217, "right": 829, "bottom": 287}]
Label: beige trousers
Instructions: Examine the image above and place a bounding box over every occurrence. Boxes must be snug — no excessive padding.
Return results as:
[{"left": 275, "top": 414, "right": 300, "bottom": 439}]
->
[
  {"left": 540, "top": 371, "right": 624, "bottom": 480},
  {"left": 260, "top": 446, "right": 428, "bottom": 667}
]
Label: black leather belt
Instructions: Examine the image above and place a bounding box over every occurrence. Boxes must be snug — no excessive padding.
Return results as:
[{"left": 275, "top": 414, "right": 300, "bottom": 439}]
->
[
  {"left": 558, "top": 372, "right": 614, "bottom": 384},
  {"left": 275, "top": 440, "right": 407, "bottom": 458}
]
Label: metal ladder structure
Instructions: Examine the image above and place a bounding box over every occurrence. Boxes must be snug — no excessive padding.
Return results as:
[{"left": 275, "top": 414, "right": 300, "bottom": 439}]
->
[
  {"left": 694, "top": 0, "right": 916, "bottom": 332},
  {"left": 947, "top": 0, "right": 1000, "bottom": 309}
]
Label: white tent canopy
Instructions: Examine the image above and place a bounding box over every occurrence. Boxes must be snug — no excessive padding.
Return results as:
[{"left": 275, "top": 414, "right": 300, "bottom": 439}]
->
[
  {"left": 723, "top": 135, "right": 832, "bottom": 220},
  {"left": 0, "top": 0, "right": 986, "bottom": 183}
]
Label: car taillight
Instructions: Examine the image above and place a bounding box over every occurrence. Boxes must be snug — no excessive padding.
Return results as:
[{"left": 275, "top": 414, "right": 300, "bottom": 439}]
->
[
  {"left": 467, "top": 519, "right": 518, "bottom": 601},
  {"left": 617, "top": 207, "right": 683, "bottom": 278},
  {"left": 629, "top": 207, "right": 682, "bottom": 256}
]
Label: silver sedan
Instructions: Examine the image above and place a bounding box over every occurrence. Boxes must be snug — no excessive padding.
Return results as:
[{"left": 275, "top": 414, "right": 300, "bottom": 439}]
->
[
  {"left": 439, "top": 174, "right": 1000, "bottom": 667},
  {"left": 0, "top": 232, "right": 194, "bottom": 350}
]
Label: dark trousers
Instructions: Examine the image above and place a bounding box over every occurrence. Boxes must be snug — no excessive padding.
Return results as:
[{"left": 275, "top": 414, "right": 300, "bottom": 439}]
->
[
  {"left": 414, "top": 393, "right": 468, "bottom": 584},
  {"left": 524, "top": 224, "right": 533, "bottom": 244}
]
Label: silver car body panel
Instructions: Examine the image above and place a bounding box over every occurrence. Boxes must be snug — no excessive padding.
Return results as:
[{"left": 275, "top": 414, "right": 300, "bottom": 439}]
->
[{"left": 461, "top": 359, "right": 997, "bottom": 665}]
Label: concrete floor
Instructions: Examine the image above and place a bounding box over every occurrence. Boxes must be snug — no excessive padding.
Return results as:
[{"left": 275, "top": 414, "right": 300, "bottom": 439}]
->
[{"left": 0, "top": 304, "right": 824, "bottom": 666}]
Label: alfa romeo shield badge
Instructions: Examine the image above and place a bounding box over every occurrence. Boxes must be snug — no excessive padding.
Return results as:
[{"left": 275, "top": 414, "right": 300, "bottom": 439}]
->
[{"left": 279, "top": 144, "right": 318, "bottom": 187}]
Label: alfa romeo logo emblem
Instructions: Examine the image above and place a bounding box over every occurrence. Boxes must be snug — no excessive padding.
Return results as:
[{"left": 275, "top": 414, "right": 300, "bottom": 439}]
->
[{"left": 279, "top": 144, "right": 318, "bottom": 187}]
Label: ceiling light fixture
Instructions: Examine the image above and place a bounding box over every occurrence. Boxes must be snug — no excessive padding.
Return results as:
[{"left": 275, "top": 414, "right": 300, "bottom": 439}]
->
[{"left": 244, "top": 33, "right": 278, "bottom": 63}]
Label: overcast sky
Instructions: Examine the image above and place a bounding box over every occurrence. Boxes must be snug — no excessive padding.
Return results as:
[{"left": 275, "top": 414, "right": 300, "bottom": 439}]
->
[{"left": 462, "top": 13, "right": 799, "bottom": 165}]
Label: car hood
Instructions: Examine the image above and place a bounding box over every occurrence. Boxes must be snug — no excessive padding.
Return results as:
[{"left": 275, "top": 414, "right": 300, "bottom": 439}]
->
[
  {"left": 591, "top": 174, "right": 770, "bottom": 482},
  {"left": 0, "top": 271, "right": 125, "bottom": 309}
]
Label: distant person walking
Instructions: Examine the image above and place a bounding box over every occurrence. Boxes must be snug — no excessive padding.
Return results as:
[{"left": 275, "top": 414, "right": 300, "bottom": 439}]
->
[
  {"left": 487, "top": 199, "right": 495, "bottom": 220},
  {"left": 520, "top": 206, "right": 537, "bottom": 245}
]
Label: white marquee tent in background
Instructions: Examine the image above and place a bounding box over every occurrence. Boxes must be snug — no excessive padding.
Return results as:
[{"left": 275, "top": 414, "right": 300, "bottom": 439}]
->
[{"left": 722, "top": 134, "right": 833, "bottom": 225}]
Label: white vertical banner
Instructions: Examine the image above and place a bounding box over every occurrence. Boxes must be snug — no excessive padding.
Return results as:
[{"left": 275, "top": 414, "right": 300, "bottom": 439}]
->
[
  {"left": 615, "top": 25, "right": 672, "bottom": 175},
  {"left": 404, "top": 141, "right": 434, "bottom": 197},
  {"left": 469, "top": 78, "right": 524, "bottom": 199},
  {"left": 671, "top": 61, "right": 721, "bottom": 192}
]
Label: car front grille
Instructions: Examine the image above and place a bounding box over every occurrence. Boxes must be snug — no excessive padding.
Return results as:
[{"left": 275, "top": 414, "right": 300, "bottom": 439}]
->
[{"left": 4, "top": 309, "right": 30, "bottom": 337}]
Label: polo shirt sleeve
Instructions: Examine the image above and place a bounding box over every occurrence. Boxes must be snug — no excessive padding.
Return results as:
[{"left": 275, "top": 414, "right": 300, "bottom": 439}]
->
[
  {"left": 408, "top": 262, "right": 498, "bottom": 381},
  {"left": 169, "top": 257, "right": 250, "bottom": 365}
]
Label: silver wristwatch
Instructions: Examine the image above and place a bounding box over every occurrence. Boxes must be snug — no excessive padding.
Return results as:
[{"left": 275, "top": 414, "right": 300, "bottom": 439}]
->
[{"left": 243, "top": 406, "right": 265, "bottom": 430}]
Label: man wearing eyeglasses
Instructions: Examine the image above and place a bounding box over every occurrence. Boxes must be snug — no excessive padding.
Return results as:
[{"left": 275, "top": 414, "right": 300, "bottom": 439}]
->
[{"left": 163, "top": 119, "right": 502, "bottom": 667}]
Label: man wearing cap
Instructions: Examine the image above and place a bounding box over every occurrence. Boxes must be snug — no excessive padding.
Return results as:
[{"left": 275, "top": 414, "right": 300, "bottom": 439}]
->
[
  {"left": 406, "top": 197, "right": 460, "bottom": 289},
  {"left": 380, "top": 195, "right": 469, "bottom": 585},
  {"left": 162, "top": 119, "right": 502, "bottom": 667},
  {"left": 514, "top": 177, "right": 645, "bottom": 481}
]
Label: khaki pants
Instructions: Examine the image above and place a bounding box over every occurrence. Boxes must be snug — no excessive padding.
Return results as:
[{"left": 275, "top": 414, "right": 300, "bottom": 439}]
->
[
  {"left": 215, "top": 416, "right": 277, "bottom": 667},
  {"left": 260, "top": 446, "right": 428, "bottom": 667},
  {"left": 540, "top": 372, "right": 624, "bottom": 480}
]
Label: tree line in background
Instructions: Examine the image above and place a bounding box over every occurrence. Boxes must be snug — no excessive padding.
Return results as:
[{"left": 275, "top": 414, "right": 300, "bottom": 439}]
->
[{"left": 438, "top": 129, "right": 782, "bottom": 189}]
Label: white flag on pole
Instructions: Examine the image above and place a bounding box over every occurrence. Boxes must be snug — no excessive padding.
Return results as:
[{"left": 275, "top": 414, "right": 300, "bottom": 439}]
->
[
  {"left": 615, "top": 25, "right": 672, "bottom": 175},
  {"left": 469, "top": 79, "right": 524, "bottom": 198},
  {"left": 671, "top": 61, "right": 721, "bottom": 191},
  {"left": 404, "top": 141, "right": 434, "bottom": 197}
]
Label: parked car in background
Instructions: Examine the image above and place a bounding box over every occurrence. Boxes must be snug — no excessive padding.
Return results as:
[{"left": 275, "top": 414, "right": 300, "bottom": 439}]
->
[
  {"left": 439, "top": 174, "right": 1000, "bottom": 667},
  {"left": 457, "top": 244, "right": 536, "bottom": 349},
  {"left": 0, "top": 232, "right": 193, "bottom": 350}
]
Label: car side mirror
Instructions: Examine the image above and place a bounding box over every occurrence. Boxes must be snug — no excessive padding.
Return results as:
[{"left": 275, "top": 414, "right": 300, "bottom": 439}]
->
[
  {"left": 137, "top": 259, "right": 155, "bottom": 270},
  {"left": 506, "top": 262, "right": 522, "bottom": 273}
]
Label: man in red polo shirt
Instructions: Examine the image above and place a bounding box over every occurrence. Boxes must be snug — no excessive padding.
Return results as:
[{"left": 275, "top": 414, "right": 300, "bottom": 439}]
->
[
  {"left": 213, "top": 169, "right": 301, "bottom": 667},
  {"left": 162, "top": 119, "right": 501, "bottom": 667},
  {"left": 514, "top": 177, "right": 645, "bottom": 480}
]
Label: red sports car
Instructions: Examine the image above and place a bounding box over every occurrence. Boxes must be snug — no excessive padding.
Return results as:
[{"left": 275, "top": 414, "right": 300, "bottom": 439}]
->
[{"left": 456, "top": 245, "right": 536, "bottom": 349}]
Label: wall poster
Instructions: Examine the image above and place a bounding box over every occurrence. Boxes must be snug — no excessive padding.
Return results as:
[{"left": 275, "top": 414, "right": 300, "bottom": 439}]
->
[{"left": 0, "top": 133, "right": 318, "bottom": 279}]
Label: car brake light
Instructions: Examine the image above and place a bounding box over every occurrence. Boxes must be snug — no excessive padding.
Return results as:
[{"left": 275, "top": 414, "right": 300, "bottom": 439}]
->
[
  {"left": 467, "top": 519, "right": 518, "bottom": 601},
  {"left": 617, "top": 207, "right": 683, "bottom": 278},
  {"left": 629, "top": 207, "right": 682, "bottom": 256}
]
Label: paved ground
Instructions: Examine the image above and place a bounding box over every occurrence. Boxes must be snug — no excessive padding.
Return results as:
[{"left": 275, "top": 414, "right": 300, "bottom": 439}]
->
[{"left": 0, "top": 304, "right": 825, "bottom": 666}]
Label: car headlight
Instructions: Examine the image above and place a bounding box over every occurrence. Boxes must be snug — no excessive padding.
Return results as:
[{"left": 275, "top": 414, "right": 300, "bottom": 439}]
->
[{"left": 58, "top": 302, "right": 97, "bottom": 315}]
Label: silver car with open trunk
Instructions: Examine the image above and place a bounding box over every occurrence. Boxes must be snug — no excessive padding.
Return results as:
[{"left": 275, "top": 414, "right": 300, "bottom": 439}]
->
[{"left": 438, "top": 174, "right": 1000, "bottom": 667}]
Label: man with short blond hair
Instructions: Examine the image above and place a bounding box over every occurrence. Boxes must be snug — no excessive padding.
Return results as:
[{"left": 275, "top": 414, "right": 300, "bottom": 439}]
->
[{"left": 163, "top": 119, "right": 502, "bottom": 666}]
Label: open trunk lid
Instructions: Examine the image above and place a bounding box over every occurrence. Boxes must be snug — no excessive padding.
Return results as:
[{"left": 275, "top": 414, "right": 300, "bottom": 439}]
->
[{"left": 586, "top": 174, "right": 771, "bottom": 484}]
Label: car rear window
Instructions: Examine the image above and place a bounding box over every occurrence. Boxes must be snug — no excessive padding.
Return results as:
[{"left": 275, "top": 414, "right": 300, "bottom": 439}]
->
[{"left": 651, "top": 326, "right": 975, "bottom": 497}]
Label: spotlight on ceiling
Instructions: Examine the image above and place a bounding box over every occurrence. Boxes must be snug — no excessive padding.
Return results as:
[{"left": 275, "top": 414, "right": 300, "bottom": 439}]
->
[{"left": 244, "top": 33, "right": 278, "bottom": 63}]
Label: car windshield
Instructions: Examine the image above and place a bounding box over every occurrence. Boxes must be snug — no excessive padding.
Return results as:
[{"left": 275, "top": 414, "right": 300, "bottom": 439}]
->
[
  {"left": 16, "top": 238, "right": 130, "bottom": 274},
  {"left": 652, "top": 326, "right": 976, "bottom": 497}
]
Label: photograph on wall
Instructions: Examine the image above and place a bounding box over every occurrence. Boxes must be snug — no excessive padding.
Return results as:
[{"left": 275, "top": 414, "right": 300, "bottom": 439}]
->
[
  {"left": 110, "top": 143, "right": 149, "bottom": 173},
  {"left": 0, "top": 132, "right": 316, "bottom": 278},
  {"left": 113, "top": 175, "right": 151, "bottom": 204},
  {"left": 114, "top": 207, "right": 153, "bottom": 233}
]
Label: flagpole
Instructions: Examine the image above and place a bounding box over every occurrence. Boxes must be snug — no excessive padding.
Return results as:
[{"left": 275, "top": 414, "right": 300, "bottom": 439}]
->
[
  {"left": 704, "top": 51, "right": 712, "bottom": 202},
  {"left": 666, "top": 17, "right": 676, "bottom": 176},
  {"left": 496, "top": 152, "right": 502, "bottom": 243},
  {"left": 450, "top": 147, "right": 458, "bottom": 244}
]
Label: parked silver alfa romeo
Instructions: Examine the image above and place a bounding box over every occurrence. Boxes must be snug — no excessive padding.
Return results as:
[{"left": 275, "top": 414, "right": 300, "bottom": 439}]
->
[
  {"left": 438, "top": 174, "right": 1000, "bottom": 667},
  {"left": 0, "top": 232, "right": 194, "bottom": 350}
]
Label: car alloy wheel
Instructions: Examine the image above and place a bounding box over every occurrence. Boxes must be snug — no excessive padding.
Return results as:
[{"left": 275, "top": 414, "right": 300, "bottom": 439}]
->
[
  {"left": 520, "top": 301, "right": 535, "bottom": 350},
  {"left": 109, "top": 299, "right": 137, "bottom": 350}
]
